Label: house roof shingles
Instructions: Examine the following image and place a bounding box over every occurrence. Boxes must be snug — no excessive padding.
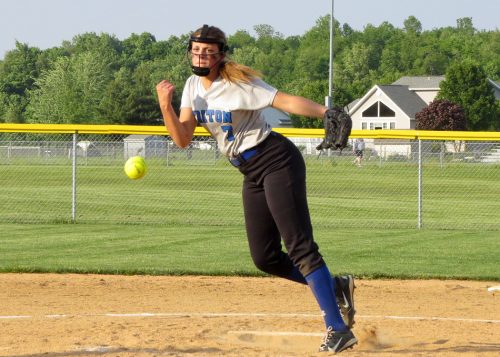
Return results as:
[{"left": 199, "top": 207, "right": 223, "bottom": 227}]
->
[
  {"left": 392, "top": 76, "right": 444, "bottom": 89},
  {"left": 378, "top": 85, "right": 428, "bottom": 118}
]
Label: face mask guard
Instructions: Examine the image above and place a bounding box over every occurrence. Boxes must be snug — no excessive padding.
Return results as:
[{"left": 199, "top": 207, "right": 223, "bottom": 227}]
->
[{"left": 187, "top": 25, "right": 228, "bottom": 77}]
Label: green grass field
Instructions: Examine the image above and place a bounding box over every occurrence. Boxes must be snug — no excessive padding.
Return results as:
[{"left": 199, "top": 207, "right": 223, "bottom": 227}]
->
[
  {"left": 0, "top": 223, "right": 498, "bottom": 281},
  {"left": 1, "top": 158, "right": 499, "bottom": 229},
  {"left": 1, "top": 157, "right": 498, "bottom": 281}
]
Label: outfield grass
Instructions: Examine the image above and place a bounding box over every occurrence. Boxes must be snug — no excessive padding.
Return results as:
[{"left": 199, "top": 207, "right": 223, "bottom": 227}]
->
[
  {"left": 0, "top": 223, "right": 498, "bottom": 281},
  {"left": 1, "top": 157, "right": 498, "bottom": 281},
  {"left": 1, "top": 159, "right": 499, "bottom": 230}
]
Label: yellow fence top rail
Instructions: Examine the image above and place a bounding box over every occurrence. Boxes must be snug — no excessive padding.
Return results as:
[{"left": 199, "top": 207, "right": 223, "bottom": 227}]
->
[{"left": 0, "top": 124, "right": 499, "bottom": 141}]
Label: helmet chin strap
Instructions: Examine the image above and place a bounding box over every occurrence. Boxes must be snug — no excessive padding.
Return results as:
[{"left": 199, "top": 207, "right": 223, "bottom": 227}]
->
[
  {"left": 191, "top": 65, "right": 211, "bottom": 77},
  {"left": 191, "top": 56, "right": 224, "bottom": 77}
]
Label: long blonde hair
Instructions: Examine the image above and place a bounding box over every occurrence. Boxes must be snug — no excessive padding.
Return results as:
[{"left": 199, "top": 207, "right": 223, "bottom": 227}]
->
[
  {"left": 190, "top": 25, "right": 262, "bottom": 83},
  {"left": 220, "top": 61, "right": 262, "bottom": 84}
]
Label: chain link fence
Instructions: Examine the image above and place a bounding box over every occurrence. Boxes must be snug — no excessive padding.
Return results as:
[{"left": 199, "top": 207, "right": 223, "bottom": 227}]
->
[{"left": 0, "top": 130, "right": 499, "bottom": 230}]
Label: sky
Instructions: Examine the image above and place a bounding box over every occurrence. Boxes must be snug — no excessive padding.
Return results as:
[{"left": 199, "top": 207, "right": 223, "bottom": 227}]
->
[{"left": 0, "top": 0, "right": 498, "bottom": 59}]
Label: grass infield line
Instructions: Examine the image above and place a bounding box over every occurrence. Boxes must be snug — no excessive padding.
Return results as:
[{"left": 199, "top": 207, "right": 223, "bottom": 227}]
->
[{"left": 1, "top": 312, "right": 498, "bottom": 324}]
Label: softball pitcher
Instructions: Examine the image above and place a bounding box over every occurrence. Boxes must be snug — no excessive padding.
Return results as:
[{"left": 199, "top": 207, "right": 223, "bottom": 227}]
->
[{"left": 156, "top": 25, "right": 357, "bottom": 353}]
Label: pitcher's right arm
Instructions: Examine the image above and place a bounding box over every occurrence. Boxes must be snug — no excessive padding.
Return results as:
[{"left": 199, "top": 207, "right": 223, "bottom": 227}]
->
[{"left": 156, "top": 80, "right": 197, "bottom": 148}]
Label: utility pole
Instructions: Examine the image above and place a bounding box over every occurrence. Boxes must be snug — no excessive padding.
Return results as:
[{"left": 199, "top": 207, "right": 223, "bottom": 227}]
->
[{"left": 325, "top": 0, "right": 334, "bottom": 109}]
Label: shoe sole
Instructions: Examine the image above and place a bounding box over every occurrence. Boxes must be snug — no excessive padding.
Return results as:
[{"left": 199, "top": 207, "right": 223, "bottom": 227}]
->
[{"left": 331, "top": 338, "right": 358, "bottom": 354}]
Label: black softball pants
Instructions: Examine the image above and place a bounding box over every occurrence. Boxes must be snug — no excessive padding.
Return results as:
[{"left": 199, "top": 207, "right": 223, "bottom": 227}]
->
[{"left": 235, "top": 132, "right": 325, "bottom": 278}]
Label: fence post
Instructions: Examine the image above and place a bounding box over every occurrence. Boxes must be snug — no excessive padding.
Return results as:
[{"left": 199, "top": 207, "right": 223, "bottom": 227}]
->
[
  {"left": 418, "top": 139, "right": 423, "bottom": 229},
  {"left": 72, "top": 132, "right": 78, "bottom": 222},
  {"left": 440, "top": 141, "right": 444, "bottom": 169},
  {"left": 166, "top": 140, "right": 170, "bottom": 166}
]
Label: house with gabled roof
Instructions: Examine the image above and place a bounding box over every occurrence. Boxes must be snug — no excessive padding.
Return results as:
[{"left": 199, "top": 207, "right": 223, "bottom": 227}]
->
[
  {"left": 347, "top": 76, "right": 444, "bottom": 131},
  {"left": 345, "top": 76, "right": 444, "bottom": 158},
  {"left": 348, "top": 75, "right": 498, "bottom": 131},
  {"left": 346, "top": 75, "right": 499, "bottom": 158}
]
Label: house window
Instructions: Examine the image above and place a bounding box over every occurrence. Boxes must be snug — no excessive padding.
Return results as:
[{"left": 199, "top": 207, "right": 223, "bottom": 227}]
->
[
  {"left": 380, "top": 102, "right": 395, "bottom": 117},
  {"left": 362, "top": 103, "right": 378, "bottom": 117},
  {"left": 366, "top": 122, "right": 393, "bottom": 130},
  {"left": 362, "top": 101, "right": 395, "bottom": 118},
  {"left": 362, "top": 122, "right": 367, "bottom": 130}
]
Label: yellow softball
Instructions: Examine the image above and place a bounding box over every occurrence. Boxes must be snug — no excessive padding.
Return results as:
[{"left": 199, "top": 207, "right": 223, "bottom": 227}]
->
[{"left": 124, "top": 156, "right": 147, "bottom": 180}]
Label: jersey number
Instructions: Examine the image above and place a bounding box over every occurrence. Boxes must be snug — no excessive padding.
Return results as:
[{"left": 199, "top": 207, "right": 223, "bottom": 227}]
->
[{"left": 221, "top": 125, "right": 235, "bottom": 142}]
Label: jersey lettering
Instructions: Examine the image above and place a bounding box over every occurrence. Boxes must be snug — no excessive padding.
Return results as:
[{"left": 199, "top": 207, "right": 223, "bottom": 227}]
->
[
  {"left": 193, "top": 109, "right": 232, "bottom": 125},
  {"left": 193, "top": 110, "right": 203, "bottom": 123},
  {"left": 215, "top": 110, "right": 222, "bottom": 123},
  {"left": 221, "top": 125, "right": 235, "bottom": 141},
  {"left": 194, "top": 109, "right": 234, "bottom": 142},
  {"left": 206, "top": 110, "right": 214, "bottom": 122}
]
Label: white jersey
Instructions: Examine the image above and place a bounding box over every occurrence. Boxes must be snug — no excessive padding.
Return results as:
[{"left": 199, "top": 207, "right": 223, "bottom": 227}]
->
[
  {"left": 354, "top": 139, "right": 365, "bottom": 151},
  {"left": 180, "top": 75, "right": 278, "bottom": 158}
]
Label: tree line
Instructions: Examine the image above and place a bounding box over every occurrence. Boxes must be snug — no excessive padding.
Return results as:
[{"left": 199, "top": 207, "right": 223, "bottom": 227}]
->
[{"left": 0, "top": 15, "right": 498, "bottom": 130}]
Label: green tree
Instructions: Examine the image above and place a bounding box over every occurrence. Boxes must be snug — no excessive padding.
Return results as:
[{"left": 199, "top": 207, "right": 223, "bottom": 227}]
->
[
  {"left": 285, "top": 79, "right": 327, "bottom": 128},
  {"left": 361, "top": 22, "right": 398, "bottom": 71},
  {"left": 228, "top": 30, "right": 256, "bottom": 50},
  {"left": 231, "top": 45, "right": 261, "bottom": 69},
  {"left": 0, "top": 92, "right": 27, "bottom": 123},
  {"left": 477, "top": 30, "right": 500, "bottom": 79},
  {"left": 121, "top": 32, "right": 157, "bottom": 69},
  {"left": 0, "top": 42, "right": 44, "bottom": 122},
  {"left": 254, "top": 24, "right": 283, "bottom": 50},
  {"left": 456, "top": 17, "right": 475, "bottom": 35},
  {"left": 26, "top": 52, "right": 112, "bottom": 123},
  {"left": 0, "top": 42, "right": 41, "bottom": 96},
  {"left": 377, "top": 29, "right": 408, "bottom": 77},
  {"left": 98, "top": 67, "right": 133, "bottom": 124},
  {"left": 404, "top": 16, "right": 422, "bottom": 36},
  {"left": 148, "top": 41, "right": 192, "bottom": 114},
  {"left": 1, "top": 16, "right": 499, "bottom": 128},
  {"left": 294, "top": 16, "right": 331, "bottom": 81},
  {"left": 124, "top": 63, "right": 162, "bottom": 124},
  {"left": 100, "top": 64, "right": 161, "bottom": 125},
  {"left": 414, "top": 42, "right": 448, "bottom": 75},
  {"left": 68, "top": 32, "right": 122, "bottom": 71},
  {"left": 438, "top": 61, "right": 498, "bottom": 130},
  {"left": 335, "top": 42, "right": 378, "bottom": 99}
]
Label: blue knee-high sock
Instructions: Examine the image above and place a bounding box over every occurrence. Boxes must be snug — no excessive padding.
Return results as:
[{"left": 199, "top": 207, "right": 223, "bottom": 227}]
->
[
  {"left": 288, "top": 266, "right": 340, "bottom": 291},
  {"left": 305, "top": 265, "right": 347, "bottom": 331}
]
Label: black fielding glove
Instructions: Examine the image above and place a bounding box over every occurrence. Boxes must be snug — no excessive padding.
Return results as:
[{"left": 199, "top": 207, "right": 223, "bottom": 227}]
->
[{"left": 316, "top": 108, "right": 352, "bottom": 151}]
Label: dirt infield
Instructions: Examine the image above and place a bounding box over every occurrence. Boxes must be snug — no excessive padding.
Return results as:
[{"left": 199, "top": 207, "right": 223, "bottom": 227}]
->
[{"left": 1, "top": 274, "right": 499, "bottom": 356}]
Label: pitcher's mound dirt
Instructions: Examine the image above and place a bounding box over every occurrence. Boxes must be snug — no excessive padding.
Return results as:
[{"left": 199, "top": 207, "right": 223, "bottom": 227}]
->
[{"left": 1, "top": 274, "right": 499, "bottom": 356}]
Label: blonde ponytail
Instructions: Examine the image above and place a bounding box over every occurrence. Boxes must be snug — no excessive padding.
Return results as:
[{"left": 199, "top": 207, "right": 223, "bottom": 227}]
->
[{"left": 220, "top": 61, "right": 262, "bottom": 84}]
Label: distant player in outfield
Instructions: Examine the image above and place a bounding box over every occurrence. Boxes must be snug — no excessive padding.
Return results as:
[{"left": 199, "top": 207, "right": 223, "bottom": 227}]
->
[
  {"left": 353, "top": 138, "right": 365, "bottom": 167},
  {"left": 156, "top": 25, "right": 357, "bottom": 353}
]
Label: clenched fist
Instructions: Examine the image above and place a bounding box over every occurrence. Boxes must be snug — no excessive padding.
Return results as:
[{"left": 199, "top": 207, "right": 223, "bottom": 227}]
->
[{"left": 156, "top": 80, "right": 175, "bottom": 111}]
